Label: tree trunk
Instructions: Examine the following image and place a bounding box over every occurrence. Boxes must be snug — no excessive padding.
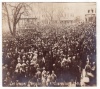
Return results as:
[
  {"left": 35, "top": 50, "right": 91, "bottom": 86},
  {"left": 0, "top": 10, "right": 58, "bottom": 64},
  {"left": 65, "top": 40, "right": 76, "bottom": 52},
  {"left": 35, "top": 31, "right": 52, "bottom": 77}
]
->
[
  {"left": 13, "top": 25, "right": 16, "bottom": 37},
  {"left": 4, "top": 3, "right": 13, "bottom": 36}
]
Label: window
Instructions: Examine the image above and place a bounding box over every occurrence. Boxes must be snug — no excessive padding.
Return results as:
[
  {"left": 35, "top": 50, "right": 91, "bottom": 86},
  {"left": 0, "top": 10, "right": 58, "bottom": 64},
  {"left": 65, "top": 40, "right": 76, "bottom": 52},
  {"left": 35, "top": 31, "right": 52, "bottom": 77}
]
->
[
  {"left": 88, "top": 10, "right": 90, "bottom": 13},
  {"left": 91, "top": 9, "right": 93, "bottom": 13}
]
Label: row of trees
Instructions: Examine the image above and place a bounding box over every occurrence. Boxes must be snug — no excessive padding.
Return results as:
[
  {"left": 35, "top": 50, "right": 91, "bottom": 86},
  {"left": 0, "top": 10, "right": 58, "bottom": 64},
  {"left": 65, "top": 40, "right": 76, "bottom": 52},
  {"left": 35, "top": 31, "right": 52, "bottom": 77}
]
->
[
  {"left": 2, "top": 2, "right": 32, "bottom": 36},
  {"left": 2, "top": 3, "right": 81, "bottom": 37}
]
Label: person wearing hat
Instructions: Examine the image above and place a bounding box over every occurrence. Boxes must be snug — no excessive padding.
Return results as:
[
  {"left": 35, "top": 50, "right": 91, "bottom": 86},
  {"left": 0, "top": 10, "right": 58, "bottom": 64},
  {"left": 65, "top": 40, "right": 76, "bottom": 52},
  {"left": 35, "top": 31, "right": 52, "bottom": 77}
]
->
[
  {"left": 30, "top": 59, "right": 35, "bottom": 66},
  {"left": 26, "top": 60, "right": 30, "bottom": 68},
  {"left": 15, "top": 80, "right": 19, "bottom": 87},
  {"left": 91, "top": 62, "right": 96, "bottom": 85},
  {"left": 17, "top": 56, "right": 21, "bottom": 63},
  {"left": 51, "top": 70, "right": 57, "bottom": 83},
  {"left": 41, "top": 69, "right": 47, "bottom": 87},
  {"left": 36, "top": 67, "right": 42, "bottom": 86},
  {"left": 16, "top": 58, "right": 22, "bottom": 70},
  {"left": 22, "top": 55, "right": 26, "bottom": 61},
  {"left": 24, "top": 66, "right": 30, "bottom": 83},
  {"left": 42, "top": 67, "right": 46, "bottom": 76},
  {"left": 46, "top": 71, "right": 52, "bottom": 86},
  {"left": 84, "top": 61, "right": 92, "bottom": 86},
  {"left": 3, "top": 64, "right": 8, "bottom": 81},
  {"left": 22, "top": 60, "right": 26, "bottom": 68}
]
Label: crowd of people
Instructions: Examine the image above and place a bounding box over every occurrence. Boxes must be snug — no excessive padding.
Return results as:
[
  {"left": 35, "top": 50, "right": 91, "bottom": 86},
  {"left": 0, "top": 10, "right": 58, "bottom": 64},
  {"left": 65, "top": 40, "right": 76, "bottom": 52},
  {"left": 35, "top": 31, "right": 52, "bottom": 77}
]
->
[{"left": 2, "top": 22, "right": 96, "bottom": 87}]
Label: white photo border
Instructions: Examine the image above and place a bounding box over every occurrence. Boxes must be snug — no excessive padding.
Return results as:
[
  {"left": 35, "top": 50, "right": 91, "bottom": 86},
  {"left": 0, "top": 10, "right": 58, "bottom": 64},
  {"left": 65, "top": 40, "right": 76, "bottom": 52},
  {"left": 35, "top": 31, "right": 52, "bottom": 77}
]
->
[{"left": 0, "top": 0, "right": 100, "bottom": 89}]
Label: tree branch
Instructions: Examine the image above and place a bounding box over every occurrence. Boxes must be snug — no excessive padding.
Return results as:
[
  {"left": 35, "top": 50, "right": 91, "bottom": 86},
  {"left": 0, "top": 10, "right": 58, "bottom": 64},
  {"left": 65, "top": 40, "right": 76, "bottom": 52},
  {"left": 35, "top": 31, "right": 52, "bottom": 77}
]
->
[
  {"left": 3, "top": 2, "right": 13, "bottom": 35},
  {"left": 16, "top": 12, "right": 24, "bottom": 24}
]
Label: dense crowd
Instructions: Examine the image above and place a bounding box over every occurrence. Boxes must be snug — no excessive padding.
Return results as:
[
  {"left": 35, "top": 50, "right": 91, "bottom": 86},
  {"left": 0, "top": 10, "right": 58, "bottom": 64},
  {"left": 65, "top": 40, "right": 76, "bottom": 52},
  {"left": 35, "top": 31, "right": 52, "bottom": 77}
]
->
[{"left": 2, "top": 22, "right": 96, "bottom": 87}]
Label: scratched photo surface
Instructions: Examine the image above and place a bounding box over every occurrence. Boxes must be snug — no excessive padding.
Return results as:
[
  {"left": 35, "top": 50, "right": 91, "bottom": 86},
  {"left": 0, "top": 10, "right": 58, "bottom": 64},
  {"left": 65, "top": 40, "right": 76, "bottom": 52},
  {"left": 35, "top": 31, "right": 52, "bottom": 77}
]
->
[{"left": 2, "top": 2, "right": 96, "bottom": 87}]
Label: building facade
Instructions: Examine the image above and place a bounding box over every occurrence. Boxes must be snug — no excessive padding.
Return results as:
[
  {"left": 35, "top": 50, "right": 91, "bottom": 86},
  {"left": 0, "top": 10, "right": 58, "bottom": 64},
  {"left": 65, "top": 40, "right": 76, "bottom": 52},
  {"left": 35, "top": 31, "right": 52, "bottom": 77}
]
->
[
  {"left": 85, "top": 6, "right": 96, "bottom": 23},
  {"left": 18, "top": 17, "right": 38, "bottom": 30}
]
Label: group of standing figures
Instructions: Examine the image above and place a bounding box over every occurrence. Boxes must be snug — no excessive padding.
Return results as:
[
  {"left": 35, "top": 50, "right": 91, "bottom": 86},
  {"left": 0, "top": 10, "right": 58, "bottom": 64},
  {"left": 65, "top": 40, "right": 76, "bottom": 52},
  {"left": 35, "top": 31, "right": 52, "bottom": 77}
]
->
[{"left": 2, "top": 22, "right": 96, "bottom": 87}]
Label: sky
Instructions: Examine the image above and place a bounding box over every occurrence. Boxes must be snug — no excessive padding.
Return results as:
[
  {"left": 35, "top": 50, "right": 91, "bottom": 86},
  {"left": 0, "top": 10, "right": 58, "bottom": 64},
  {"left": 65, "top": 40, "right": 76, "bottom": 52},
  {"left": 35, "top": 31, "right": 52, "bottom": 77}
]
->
[{"left": 27, "top": 2, "right": 96, "bottom": 19}]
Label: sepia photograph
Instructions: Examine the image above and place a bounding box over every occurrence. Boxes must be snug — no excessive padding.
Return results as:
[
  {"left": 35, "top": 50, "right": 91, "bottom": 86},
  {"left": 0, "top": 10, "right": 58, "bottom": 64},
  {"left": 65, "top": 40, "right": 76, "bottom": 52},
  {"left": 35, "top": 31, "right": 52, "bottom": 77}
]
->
[{"left": 2, "top": 2, "right": 96, "bottom": 87}]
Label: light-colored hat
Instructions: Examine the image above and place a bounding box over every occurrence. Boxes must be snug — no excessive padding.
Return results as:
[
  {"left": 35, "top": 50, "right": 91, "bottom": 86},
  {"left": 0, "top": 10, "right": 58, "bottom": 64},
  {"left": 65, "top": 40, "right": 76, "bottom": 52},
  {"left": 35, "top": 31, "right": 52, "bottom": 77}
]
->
[
  {"left": 18, "top": 58, "right": 21, "bottom": 62},
  {"left": 23, "top": 60, "right": 25, "bottom": 63},
  {"left": 43, "top": 67, "right": 45, "bottom": 70}
]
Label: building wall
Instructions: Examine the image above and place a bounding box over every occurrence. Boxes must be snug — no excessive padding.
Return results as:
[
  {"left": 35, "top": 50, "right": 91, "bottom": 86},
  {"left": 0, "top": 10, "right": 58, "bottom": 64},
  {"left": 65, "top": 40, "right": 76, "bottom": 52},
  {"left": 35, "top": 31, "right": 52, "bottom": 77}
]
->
[
  {"left": 85, "top": 4, "right": 96, "bottom": 23},
  {"left": 18, "top": 18, "right": 37, "bottom": 29}
]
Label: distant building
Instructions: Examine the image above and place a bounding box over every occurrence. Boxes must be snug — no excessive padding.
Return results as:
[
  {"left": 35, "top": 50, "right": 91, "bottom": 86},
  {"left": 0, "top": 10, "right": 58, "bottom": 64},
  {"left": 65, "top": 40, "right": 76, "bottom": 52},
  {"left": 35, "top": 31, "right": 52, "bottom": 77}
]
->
[
  {"left": 85, "top": 8, "right": 96, "bottom": 23},
  {"left": 60, "top": 13, "right": 75, "bottom": 26},
  {"left": 18, "top": 17, "right": 38, "bottom": 30},
  {"left": 60, "top": 19, "right": 73, "bottom": 25}
]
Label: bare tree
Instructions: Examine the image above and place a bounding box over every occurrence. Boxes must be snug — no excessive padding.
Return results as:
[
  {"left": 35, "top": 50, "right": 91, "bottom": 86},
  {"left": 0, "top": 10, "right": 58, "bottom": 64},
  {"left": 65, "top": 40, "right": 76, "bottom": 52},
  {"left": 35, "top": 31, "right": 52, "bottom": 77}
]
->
[
  {"left": 2, "top": 2, "right": 32, "bottom": 37},
  {"left": 57, "top": 8, "right": 65, "bottom": 21},
  {"left": 39, "top": 3, "right": 65, "bottom": 26},
  {"left": 38, "top": 3, "right": 55, "bottom": 25}
]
